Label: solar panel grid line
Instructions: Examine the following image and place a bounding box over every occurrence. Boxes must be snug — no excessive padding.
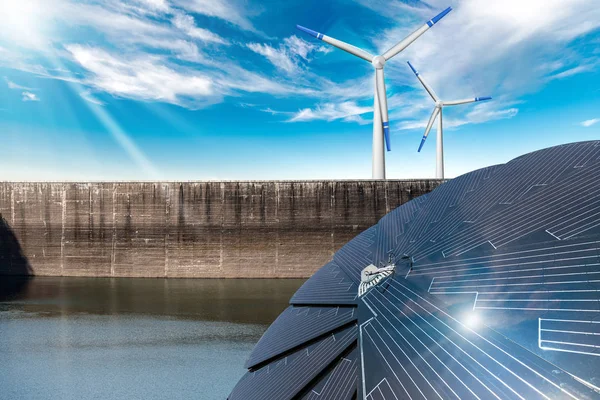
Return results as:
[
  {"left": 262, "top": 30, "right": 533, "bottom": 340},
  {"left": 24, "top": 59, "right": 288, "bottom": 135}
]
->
[
  {"left": 290, "top": 262, "right": 358, "bottom": 305},
  {"left": 334, "top": 243, "right": 375, "bottom": 282},
  {"left": 472, "top": 162, "right": 600, "bottom": 236},
  {"left": 365, "top": 304, "right": 464, "bottom": 399},
  {"left": 364, "top": 294, "right": 498, "bottom": 400},
  {"left": 364, "top": 378, "right": 398, "bottom": 400},
  {"left": 497, "top": 144, "right": 571, "bottom": 203},
  {"left": 366, "top": 379, "right": 400, "bottom": 400},
  {"left": 572, "top": 143, "right": 600, "bottom": 169},
  {"left": 266, "top": 330, "right": 356, "bottom": 400},
  {"left": 483, "top": 164, "right": 497, "bottom": 180},
  {"left": 448, "top": 172, "right": 474, "bottom": 208},
  {"left": 393, "top": 171, "right": 511, "bottom": 259},
  {"left": 317, "top": 358, "right": 355, "bottom": 400},
  {"left": 334, "top": 250, "right": 371, "bottom": 276},
  {"left": 411, "top": 239, "right": 600, "bottom": 275},
  {"left": 354, "top": 232, "right": 376, "bottom": 247},
  {"left": 378, "top": 378, "right": 400, "bottom": 400},
  {"left": 327, "top": 357, "right": 357, "bottom": 399},
  {"left": 468, "top": 164, "right": 529, "bottom": 209},
  {"left": 431, "top": 267, "right": 599, "bottom": 287},
  {"left": 429, "top": 260, "right": 599, "bottom": 282},
  {"left": 425, "top": 183, "right": 457, "bottom": 225},
  {"left": 363, "top": 324, "right": 432, "bottom": 400},
  {"left": 246, "top": 306, "right": 358, "bottom": 369},
  {"left": 392, "top": 190, "right": 436, "bottom": 237},
  {"left": 393, "top": 199, "right": 427, "bottom": 244},
  {"left": 230, "top": 326, "right": 358, "bottom": 400},
  {"left": 385, "top": 282, "right": 589, "bottom": 400},
  {"left": 539, "top": 341, "right": 600, "bottom": 357},
  {"left": 549, "top": 206, "right": 600, "bottom": 239},
  {"left": 410, "top": 180, "right": 462, "bottom": 236},
  {"left": 541, "top": 144, "right": 578, "bottom": 183},
  {"left": 431, "top": 276, "right": 600, "bottom": 291},
  {"left": 497, "top": 189, "right": 600, "bottom": 244},
  {"left": 302, "top": 350, "right": 358, "bottom": 400},
  {"left": 415, "top": 254, "right": 597, "bottom": 278},
  {"left": 539, "top": 316, "right": 600, "bottom": 357},
  {"left": 420, "top": 171, "right": 600, "bottom": 259},
  {"left": 442, "top": 154, "right": 567, "bottom": 226},
  {"left": 513, "top": 145, "right": 574, "bottom": 192}
]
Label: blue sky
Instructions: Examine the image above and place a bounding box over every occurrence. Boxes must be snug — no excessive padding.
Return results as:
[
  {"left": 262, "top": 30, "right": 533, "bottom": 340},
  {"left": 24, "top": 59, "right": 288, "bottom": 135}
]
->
[{"left": 0, "top": 0, "right": 599, "bottom": 180}]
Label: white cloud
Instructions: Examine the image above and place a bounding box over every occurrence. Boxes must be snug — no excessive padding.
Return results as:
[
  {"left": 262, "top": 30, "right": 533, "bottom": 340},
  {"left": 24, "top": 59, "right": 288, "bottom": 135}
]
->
[
  {"left": 549, "top": 65, "right": 595, "bottom": 80},
  {"left": 289, "top": 101, "right": 372, "bottom": 124},
  {"left": 283, "top": 35, "right": 332, "bottom": 60},
  {"left": 172, "top": 0, "right": 258, "bottom": 32},
  {"left": 5, "top": 78, "right": 35, "bottom": 91},
  {"left": 581, "top": 118, "right": 600, "bottom": 127},
  {"left": 171, "top": 12, "right": 228, "bottom": 44},
  {"left": 66, "top": 45, "right": 216, "bottom": 108},
  {"left": 80, "top": 89, "right": 105, "bottom": 105},
  {"left": 247, "top": 35, "right": 332, "bottom": 74},
  {"left": 22, "top": 91, "right": 39, "bottom": 101},
  {"left": 247, "top": 42, "right": 298, "bottom": 73},
  {"left": 134, "top": 0, "right": 169, "bottom": 12}
]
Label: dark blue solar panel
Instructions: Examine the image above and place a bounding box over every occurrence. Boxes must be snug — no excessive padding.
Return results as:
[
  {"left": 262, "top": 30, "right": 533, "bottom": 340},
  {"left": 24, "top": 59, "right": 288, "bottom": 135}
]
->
[
  {"left": 300, "top": 347, "right": 358, "bottom": 400},
  {"left": 290, "top": 262, "right": 358, "bottom": 305},
  {"left": 360, "top": 277, "right": 598, "bottom": 400},
  {"left": 228, "top": 324, "right": 357, "bottom": 400},
  {"left": 232, "top": 141, "right": 600, "bottom": 399},
  {"left": 246, "top": 305, "right": 357, "bottom": 369},
  {"left": 333, "top": 227, "right": 377, "bottom": 283}
]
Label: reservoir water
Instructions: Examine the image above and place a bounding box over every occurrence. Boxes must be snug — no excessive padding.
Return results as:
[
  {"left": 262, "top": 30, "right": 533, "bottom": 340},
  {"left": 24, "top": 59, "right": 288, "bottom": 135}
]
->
[{"left": 0, "top": 277, "right": 305, "bottom": 400}]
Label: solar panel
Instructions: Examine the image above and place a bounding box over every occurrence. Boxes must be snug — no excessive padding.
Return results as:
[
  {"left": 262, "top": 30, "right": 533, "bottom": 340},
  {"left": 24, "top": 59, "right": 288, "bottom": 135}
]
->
[{"left": 230, "top": 141, "right": 600, "bottom": 399}]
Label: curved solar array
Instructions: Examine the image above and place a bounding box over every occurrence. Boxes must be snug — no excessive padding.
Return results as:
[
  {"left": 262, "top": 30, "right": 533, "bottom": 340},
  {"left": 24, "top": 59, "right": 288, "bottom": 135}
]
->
[{"left": 229, "top": 141, "right": 600, "bottom": 400}]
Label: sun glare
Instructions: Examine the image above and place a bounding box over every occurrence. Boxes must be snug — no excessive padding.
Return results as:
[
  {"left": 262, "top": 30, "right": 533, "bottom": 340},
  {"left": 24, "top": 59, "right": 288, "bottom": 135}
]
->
[{"left": 0, "top": 0, "right": 52, "bottom": 48}]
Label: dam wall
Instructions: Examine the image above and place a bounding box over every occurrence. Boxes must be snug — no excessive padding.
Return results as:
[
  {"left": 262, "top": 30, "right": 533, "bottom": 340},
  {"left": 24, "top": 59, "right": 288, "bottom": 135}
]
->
[{"left": 0, "top": 181, "right": 442, "bottom": 278}]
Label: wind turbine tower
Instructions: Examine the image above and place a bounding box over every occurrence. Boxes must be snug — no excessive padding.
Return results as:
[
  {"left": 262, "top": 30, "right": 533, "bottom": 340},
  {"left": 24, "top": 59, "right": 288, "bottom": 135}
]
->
[
  {"left": 297, "top": 7, "right": 452, "bottom": 179},
  {"left": 407, "top": 61, "right": 492, "bottom": 179}
]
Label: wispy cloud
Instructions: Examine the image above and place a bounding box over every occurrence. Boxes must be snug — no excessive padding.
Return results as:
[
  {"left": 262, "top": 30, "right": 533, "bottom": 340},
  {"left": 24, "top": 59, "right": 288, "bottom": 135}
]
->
[
  {"left": 5, "top": 78, "right": 35, "bottom": 91},
  {"left": 171, "top": 11, "right": 228, "bottom": 44},
  {"left": 80, "top": 89, "right": 105, "bottom": 106},
  {"left": 172, "top": 0, "right": 260, "bottom": 33},
  {"left": 5, "top": 77, "right": 40, "bottom": 101},
  {"left": 289, "top": 101, "right": 372, "bottom": 124},
  {"left": 247, "top": 35, "right": 331, "bottom": 74},
  {"left": 22, "top": 91, "right": 40, "bottom": 101},
  {"left": 581, "top": 118, "right": 600, "bottom": 127},
  {"left": 66, "top": 45, "right": 217, "bottom": 108}
]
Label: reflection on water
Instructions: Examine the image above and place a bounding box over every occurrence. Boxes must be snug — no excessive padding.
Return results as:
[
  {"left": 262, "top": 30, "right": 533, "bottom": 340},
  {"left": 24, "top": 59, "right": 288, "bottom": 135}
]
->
[{"left": 0, "top": 276, "right": 304, "bottom": 400}]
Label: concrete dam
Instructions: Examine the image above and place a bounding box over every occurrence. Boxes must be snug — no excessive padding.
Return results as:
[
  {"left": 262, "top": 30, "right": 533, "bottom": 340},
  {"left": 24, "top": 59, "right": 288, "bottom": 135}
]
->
[{"left": 0, "top": 181, "right": 442, "bottom": 278}]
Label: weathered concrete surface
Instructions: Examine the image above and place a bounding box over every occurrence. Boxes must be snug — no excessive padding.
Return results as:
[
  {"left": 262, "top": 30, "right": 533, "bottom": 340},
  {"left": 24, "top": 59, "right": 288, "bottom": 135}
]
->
[{"left": 0, "top": 181, "right": 442, "bottom": 278}]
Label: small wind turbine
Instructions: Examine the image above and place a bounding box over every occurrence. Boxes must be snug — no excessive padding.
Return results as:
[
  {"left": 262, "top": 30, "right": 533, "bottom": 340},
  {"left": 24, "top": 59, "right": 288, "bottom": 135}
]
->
[
  {"left": 297, "top": 7, "right": 452, "bottom": 180},
  {"left": 407, "top": 61, "right": 492, "bottom": 179}
]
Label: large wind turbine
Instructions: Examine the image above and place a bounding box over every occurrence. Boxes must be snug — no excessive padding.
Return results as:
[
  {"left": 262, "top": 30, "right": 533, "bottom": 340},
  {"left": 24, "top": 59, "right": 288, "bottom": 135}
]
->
[
  {"left": 297, "top": 7, "right": 452, "bottom": 179},
  {"left": 407, "top": 61, "right": 492, "bottom": 179}
]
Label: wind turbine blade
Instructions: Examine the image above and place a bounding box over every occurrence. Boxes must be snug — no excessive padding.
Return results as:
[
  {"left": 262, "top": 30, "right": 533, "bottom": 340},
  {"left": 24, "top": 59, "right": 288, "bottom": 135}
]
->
[
  {"left": 418, "top": 107, "right": 440, "bottom": 152},
  {"left": 376, "top": 69, "right": 391, "bottom": 151},
  {"left": 383, "top": 7, "right": 452, "bottom": 61},
  {"left": 296, "top": 25, "right": 373, "bottom": 62},
  {"left": 443, "top": 96, "right": 493, "bottom": 106},
  {"left": 407, "top": 61, "right": 439, "bottom": 102}
]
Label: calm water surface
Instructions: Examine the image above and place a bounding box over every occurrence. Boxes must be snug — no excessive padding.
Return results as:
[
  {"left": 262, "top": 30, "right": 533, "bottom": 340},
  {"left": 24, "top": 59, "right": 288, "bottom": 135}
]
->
[{"left": 0, "top": 277, "right": 304, "bottom": 400}]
